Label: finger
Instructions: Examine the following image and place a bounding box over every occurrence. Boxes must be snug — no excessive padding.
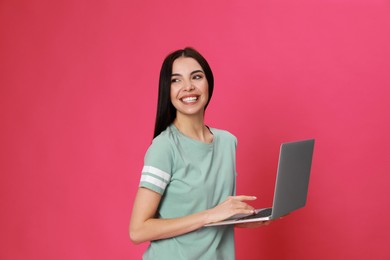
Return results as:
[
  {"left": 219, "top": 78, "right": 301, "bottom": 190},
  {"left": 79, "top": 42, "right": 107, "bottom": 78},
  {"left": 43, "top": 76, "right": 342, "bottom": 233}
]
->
[
  {"left": 234, "top": 195, "right": 257, "bottom": 201},
  {"left": 235, "top": 201, "right": 255, "bottom": 213},
  {"left": 235, "top": 198, "right": 256, "bottom": 212},
  {"left": 237, "top": 208, "right": 256, "bottom": 215}
]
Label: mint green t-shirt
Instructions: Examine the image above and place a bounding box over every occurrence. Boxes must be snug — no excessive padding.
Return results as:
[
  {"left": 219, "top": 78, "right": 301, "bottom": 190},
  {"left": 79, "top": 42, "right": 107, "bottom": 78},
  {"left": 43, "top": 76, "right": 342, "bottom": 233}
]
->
[{"left": 139, "top": 124, "right": 237, "bottom": 260}]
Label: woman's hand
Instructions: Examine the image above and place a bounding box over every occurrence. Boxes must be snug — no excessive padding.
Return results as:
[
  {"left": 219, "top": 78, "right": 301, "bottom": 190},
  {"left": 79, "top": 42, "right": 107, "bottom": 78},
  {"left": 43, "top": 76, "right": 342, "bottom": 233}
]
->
[
  {"left": 235, "top": 220, "right": 271, "bottom": 228},
  {"left": 235, "top": 214, "right": 288, "bottom": 228},
  {"left": 206, "top": 195, "right": 257, "bottom": 224}
]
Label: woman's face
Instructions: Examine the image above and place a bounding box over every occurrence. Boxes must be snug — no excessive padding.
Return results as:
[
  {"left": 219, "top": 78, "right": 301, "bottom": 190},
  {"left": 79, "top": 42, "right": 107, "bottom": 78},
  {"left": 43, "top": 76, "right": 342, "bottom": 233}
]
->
[{"left": 170, "top": 57, "right": 209, "bottom": 118}]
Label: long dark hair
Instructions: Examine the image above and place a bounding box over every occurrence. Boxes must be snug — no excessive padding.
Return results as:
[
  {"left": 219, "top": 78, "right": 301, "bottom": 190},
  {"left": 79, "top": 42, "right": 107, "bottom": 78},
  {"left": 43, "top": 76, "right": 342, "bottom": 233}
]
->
[{"left": 153, "top": 47, "right": 214, "bottom": 138}]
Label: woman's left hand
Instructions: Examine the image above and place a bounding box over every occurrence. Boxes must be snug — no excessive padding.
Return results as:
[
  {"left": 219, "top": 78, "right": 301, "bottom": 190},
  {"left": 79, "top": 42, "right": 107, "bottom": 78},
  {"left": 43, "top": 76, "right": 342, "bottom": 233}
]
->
[
  {"left": 234, "top": 214, "right": 289, "bottom": 228},
  {"left": 234, "top": 220, "right": 271, "bottom": 228}
]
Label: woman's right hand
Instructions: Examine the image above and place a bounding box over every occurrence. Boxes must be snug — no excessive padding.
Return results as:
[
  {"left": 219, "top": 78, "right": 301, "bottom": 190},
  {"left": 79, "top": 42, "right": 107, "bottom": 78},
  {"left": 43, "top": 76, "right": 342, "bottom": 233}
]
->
[{"left": 206, "top": 195, "right": 257, "bottom": 224}]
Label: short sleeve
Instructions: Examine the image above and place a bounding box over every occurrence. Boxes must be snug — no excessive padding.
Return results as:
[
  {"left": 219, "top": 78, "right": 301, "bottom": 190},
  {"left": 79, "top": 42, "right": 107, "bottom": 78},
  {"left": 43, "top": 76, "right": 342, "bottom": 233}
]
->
[{"left": 139, "top": 137, "right": 173, "bottom": 195}]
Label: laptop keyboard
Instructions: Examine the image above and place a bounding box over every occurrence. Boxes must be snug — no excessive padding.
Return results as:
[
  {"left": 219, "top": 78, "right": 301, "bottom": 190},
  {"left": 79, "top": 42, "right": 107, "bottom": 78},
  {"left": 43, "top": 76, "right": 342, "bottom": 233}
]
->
[{"left": 238, "top": 208, "right": 272, "bottom": 220}]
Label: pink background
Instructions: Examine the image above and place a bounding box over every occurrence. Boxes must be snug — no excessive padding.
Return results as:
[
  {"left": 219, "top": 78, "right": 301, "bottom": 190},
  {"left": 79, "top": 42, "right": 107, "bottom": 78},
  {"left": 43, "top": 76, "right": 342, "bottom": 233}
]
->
[{"left": 1, "top": 0, "right": 390, "bottom": 259}]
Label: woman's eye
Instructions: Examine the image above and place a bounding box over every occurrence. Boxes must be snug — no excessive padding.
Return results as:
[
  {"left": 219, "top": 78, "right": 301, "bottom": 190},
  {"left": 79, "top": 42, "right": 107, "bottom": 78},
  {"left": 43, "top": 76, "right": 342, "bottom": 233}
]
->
[
  {"left": 193, "top": 74, "right": 203, "bottom": 80},
  {"left": 171, "top": 78, "right": 180, "bottom": 83}
]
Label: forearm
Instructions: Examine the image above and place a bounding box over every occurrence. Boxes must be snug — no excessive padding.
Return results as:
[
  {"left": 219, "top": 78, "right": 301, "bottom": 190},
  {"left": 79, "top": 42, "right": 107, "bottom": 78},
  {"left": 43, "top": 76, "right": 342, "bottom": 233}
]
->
[{"left": 130, "top": 210, "right": 210, "bottom": 244}]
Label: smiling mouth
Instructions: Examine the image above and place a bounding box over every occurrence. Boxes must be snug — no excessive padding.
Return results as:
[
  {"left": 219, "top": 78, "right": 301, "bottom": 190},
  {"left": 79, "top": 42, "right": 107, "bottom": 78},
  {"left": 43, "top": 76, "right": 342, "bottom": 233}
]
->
[{"left": 181, "top": 96, "right": 198, "bottom": 103}]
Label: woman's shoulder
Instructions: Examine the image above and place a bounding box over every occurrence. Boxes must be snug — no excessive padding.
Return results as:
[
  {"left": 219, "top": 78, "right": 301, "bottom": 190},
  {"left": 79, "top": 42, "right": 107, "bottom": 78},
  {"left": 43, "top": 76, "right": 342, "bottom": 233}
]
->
[
  {"left": 145, "top": 128, "right": 176, "bottom": 160},
  {"left": 151, "top": 127, "right": 175, "bottom": 146}
]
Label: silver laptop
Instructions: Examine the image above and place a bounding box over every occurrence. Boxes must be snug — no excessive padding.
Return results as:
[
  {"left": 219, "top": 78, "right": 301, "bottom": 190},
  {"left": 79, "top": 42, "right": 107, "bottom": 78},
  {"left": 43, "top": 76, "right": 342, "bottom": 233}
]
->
[{"left": 205, "top": 139, "right": 315, "bottom": 227}]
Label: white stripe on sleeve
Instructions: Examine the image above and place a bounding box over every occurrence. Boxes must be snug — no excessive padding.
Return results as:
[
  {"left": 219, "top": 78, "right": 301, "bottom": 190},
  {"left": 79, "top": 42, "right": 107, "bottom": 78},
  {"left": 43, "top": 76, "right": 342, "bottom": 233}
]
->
[
  {"left": 140, "top": 175, "right": 168, "bottom": 190},
  {"left": 142, "top": 166, "right": 171, "bottom": 182}
]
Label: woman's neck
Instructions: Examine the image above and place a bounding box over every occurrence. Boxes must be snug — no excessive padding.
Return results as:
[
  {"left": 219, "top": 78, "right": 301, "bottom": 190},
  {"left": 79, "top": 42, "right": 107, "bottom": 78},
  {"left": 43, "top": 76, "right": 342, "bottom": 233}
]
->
[{"left": 173, "top": 114, "right": 213, "bottom": 143}]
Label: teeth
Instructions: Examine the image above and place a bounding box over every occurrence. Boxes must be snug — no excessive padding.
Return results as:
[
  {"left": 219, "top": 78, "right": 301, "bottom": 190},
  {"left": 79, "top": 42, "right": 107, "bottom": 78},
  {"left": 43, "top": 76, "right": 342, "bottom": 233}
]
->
[{"left": 182, "top": 97, "right": 197, "bottom": 102}]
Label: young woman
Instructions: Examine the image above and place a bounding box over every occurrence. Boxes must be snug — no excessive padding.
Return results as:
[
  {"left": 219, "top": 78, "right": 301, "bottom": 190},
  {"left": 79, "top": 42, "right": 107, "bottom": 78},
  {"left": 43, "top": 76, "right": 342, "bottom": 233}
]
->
[{"left": 130, "top": 47, "right": 269, "bottom": 259}]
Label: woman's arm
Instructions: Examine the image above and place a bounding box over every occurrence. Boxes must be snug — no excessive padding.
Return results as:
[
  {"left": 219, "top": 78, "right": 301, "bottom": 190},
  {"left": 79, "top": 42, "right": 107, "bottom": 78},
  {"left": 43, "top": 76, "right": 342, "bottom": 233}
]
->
[{"left": 129, "top": 187, "right": 257, "bottom": 244}]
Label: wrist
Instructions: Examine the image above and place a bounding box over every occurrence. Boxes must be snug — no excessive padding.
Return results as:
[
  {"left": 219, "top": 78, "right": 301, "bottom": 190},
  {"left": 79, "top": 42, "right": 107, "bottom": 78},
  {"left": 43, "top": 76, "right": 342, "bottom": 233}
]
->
[{"left": 202, "top": 209, "right": 213, "bottom": 225}]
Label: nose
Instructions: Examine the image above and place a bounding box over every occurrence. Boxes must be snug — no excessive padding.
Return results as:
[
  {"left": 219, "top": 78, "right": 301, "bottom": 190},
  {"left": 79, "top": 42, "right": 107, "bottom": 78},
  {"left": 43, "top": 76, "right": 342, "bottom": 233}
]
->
[{"left": 183, "top": 80, "right": 195, "bottom": 91}]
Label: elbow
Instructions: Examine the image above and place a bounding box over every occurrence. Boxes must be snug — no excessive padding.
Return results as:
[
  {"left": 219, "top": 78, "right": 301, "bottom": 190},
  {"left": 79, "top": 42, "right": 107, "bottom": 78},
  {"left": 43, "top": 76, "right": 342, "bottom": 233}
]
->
[
  {"left": 129, "top": 228, "right": 145, "bottom": 245},
  {"left": 129, "top": 220, "right": 143, "bottom": 244},
  {"left": 129, "top": 229, "right": 140, "bottom": 245}
]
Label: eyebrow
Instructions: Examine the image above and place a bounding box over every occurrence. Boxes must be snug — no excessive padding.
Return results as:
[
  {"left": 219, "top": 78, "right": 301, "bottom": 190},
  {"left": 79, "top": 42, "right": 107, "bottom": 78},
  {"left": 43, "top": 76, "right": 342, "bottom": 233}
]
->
[{"left": 171, "top": 70, "right": 204, "bottom": 77}]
